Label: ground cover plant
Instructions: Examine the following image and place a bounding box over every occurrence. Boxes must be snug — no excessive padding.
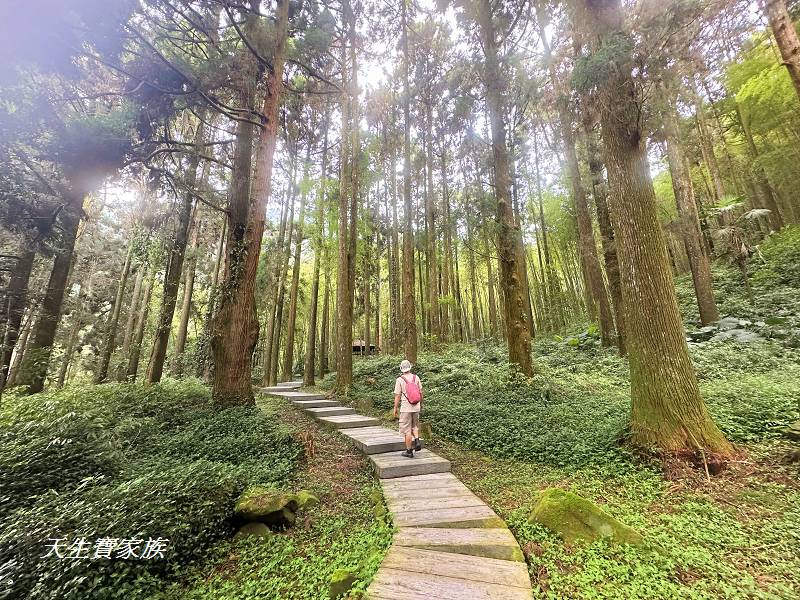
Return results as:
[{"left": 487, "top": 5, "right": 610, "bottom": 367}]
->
[
  {"left": 322, "top": 250, "right": 800, "bottom": 598},
  {"left": 0, "top": 379, "right": 301, "bottom": 599},
  {"left": 166, "top": 394, "right": 392, "bottom": 600}
]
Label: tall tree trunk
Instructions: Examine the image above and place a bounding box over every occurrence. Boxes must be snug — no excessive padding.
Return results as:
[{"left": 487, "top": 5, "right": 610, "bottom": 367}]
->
[
  {"left": 8, "top": 306, "right": 37, "bottom": 388},
  {"left": 735, "top": 102, "right": 785, "bottom": 230},
  {"left": 693, "top": 90, "right": 726, "bottom": 203},
  {"left": 400, "top": 0, "right": 418, "bottom": 363},
  {"left": 662, "top": 88, "right": 720, "bottom": 325},
  {"left": 147, "top": 122, "right": 203, "bottom": 384},
  {"left": 173, "top": 213, "right": 202, "bottom": 375},
  {"left": 127, "top": 265, "right": 156, "bottom": 381},
  {"left": 762, "top": 0, "right": 800, "bottom": 102},
  {"left": 270, "top": 180, "right": 296, "bottom": 385},
  {"left": 304, "top": 118, "right": 329, "bottom": 387},
  {"left": 466, "top": 213, "right": 482, "bottom": 340},
  {"left": 537, "top": 11, "right": 614, "bottom": 345},
  {"left": 476, "top": 0, "right": 532, "bottom": 375},
  {"left": 21, "top": 204, "right": 80, "bottom": 394},
  {"left": 1, "top": 248, "right": 35, "bottom": 395},
  {"left": 197, "top": 217, "right": 226, "bottom": 380},
  {"left": 57, "top": 280, "right": 87, "bottom": 389},
  {"left": 283, "top": 149, "right": 309, "bottom": 380},
  {"left": 212, "top": 0, "right": 289, "bottom": 406},
  {"left": 118, "top": 263, "right": 144, "bottom": 380},
  {"left": 580, "top": 0, "right": 732, "bottom": 455},
  {"left": 96, "top": 238, "right": 133, "bottom": 382},
  {"left": 583, "top": 118, "right": 626, "bottom": 354},
  {"left": 263, "top": 182, "right": 292, "bottom": 385},
  {"left": 423, "top": 102, "right": 440, "bottom": 339},
  {"left": 319, "top": 263, "right": 330, "bottom": 380}
]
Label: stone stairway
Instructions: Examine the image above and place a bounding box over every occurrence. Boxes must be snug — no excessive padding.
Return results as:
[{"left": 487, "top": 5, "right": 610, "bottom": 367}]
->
[{"left": 263, "top": 384, "right": 532, "bottom": 599}]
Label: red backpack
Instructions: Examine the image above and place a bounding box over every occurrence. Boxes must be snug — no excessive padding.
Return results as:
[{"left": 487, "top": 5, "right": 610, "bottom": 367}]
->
[{"left": 401, "top": 374, "right": 422, "bottom": 405}]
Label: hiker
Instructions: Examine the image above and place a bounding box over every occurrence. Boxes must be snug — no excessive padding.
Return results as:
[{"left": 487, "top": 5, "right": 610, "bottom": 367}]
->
[{"left": 393, "top": 359, "right": 423, "bottom": 458}]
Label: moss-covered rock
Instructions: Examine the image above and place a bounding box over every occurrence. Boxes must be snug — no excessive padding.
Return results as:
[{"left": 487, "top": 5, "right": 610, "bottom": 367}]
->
[
  {"left": 328, "top": 568, "right": 357, "bottom": 599},
  {"left": 529, "top": 488, "right": 643, "bottom": 545},
  {"left": 234, "top": 487, "right": 319, "bottom": 529},
  {"left": 233, "top": 522, "right": 272, "bottom": 541},
  {"left": 295, "top": 490, "right": 319, "bottom": 510},
  {"left": 784, "top": 421, "right": 800, "bottom": 441}
]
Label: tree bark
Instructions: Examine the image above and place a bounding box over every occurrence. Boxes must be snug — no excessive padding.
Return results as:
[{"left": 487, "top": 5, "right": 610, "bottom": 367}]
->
[
  {"left": 21, "top": 204, "right": 80, "bottom": 394},
  {"left": 196, "top": 217, "right": 225, "bottom": 380},
  {"left": 118, "top": 263, "right": 144, "bottom": 380},
  {"left": 212, "top": 0, "right": 289, "bottom": 406},
  {"left": 662, "top": 88, "right": 720, "bottom": 325},
  {"left": 582, "top": 118, "right": 626, "bottom": 354},
  {"left": 580, "top": 0, "right": 732, "bottom": 455},
  {"left": 147, "top": 122, "right": 203, "bottom": 383},
  {"left": 476, "top": 0, "right": 532, "bottom": 375},
  {"left": 336, "top": 0, "right": 360, "bottom": 391},
  {"left": 400, "top": 0, "right": 418, "bottom": 363},
  {"left": 762, "top": 0, "right": 800, "bottom": 102},
  {"left": 283, "top": 149, "right": 309, "bottom": 380},
  {"left": 1, "top": 248, "right": 35, "bottom": 395},
  {"left": 96, "top": 238, "right": 133, "bottom": 382},
  {"left": 127, "top": 265, "right": 156, "bottom": 381},
  {"left": 173, "top": 212, "right": 202, "bottom": 375}
]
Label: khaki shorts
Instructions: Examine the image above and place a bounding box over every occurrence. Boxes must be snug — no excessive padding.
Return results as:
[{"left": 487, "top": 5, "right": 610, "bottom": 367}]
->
[{"left": 398, "top": 412, "right": 420, "bottom": 436}]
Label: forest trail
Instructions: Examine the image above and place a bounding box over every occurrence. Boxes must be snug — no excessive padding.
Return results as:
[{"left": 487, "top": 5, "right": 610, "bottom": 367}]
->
[{"left": 266, "top": 384, "right": 532, "bottom": 599}]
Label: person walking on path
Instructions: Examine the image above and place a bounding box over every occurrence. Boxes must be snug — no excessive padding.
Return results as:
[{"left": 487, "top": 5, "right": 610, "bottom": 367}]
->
[{"left": 393, "top": 359, "right": 423, "bottom": 458}]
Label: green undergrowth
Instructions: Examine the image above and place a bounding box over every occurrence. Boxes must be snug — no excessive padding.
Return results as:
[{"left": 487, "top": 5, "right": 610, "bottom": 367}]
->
[
  {"left": 445, "top": 438, "right": 800, "bottom": 599},
  {"left": 166, "top": 394, "right": 392, "bottom": 600},
  {"left": 0, "top": 379, "right": 301, "bottom": 599},
  {"left": 327, "top": 340, "right": 799, "bottom": 468}
]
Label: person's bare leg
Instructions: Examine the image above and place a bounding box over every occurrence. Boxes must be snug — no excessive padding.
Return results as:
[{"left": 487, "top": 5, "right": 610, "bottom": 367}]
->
[{"left": 404, "top": 432, "right": 413, "bottom": 450}]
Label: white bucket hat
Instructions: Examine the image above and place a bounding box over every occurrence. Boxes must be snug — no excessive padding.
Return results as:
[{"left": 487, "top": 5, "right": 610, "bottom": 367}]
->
[{"left": 399, "top": 359, "right": 412, "bottom": 373}]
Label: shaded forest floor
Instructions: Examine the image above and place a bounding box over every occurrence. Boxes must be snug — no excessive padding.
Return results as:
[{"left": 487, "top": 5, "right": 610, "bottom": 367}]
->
[
  {"left": 327, "top": 229, "right": 800, "bottom": 599},
  {"left": 332, "top": 339, "right": 799, "bottom": 599}
]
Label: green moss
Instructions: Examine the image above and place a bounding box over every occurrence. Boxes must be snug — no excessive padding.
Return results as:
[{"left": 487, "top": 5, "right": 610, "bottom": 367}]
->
[
  {"left": 328, "top": 568, "right": 357, "bottom": 599},
  {"left": 234, "top": 486, "right": 297, "bottom": 522},
  {"left": 529, "top": 488, "right": 643, "bottom": 546}
]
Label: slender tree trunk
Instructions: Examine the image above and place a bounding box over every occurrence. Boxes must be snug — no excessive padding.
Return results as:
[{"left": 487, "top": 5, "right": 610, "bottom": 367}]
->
[
  {"left": 173, "top": 213, "right": 202, "bottom": 375},
  {"left": 118, "top": 264, "right": 144, "bottom": 378},
  {"left": 212, "top": 0, "right": 289, "bottom": 406},
  {"left": 8, "top": 307, "right": 37, "bottom": 388},
  {"left": 197, "top": 217, "right": 226, "bottom": 380},
  {"left": 693, "top": 91, "right": 726, "bottom": 202},
  {"left": 96, "top": 238, "right": 133, "bottom": 382},
  {"left": 57, "top": 280, "right": 88, "bottom": 389},
  {"left": 263, "top": 182, "right": 292, "bottom": 385},
  {"left": 476, "top": 0, "right": 532, "bottom": 374},
  {"left": 22, "top": 204, "right": 80, "bottom": 394},
  {"left": 147, "top": 121, "right": 203, "bottom": 384},
  {"left": 1, "top": 248, "right": 35, "bottom": 395},
  {"left": 580, "top": 0, "right": 732, "bottom": 455},
  {"left": 270, "top": 184, "right": 296, "bottom": 385},
  {"left": 736, "top": 102, "right": 784, "bottom": 229},
  {"left": 283, "top": 149, "right": 309, "bottom": 380},
  {"left": 538, "top": 13, "right": 614, "bottom": 345},
  {"left": 423, "top": 103, "right": 440, "bottom": 339},
  {"left": 662, "top": 88, "right": 720, "bottom": 325},
  {"left": 127, "top": 266, "right": 156, "bottom": 381},
  {"left": 400, "top": 0, "right": 418, "bottom": 363},
  {"left": 762, "top": 0, "right": 800, "bottom": 102},
  {"left": 319, "top": 265, "right": 330, "bottom": 379},
  {"left": 583, "top": 118, "right": 626, "bottom": 354}
]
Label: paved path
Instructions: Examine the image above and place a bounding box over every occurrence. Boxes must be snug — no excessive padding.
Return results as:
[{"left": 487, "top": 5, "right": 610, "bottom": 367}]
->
[{"left": 264, "top": 383, "right": 532, "bottom": 599}]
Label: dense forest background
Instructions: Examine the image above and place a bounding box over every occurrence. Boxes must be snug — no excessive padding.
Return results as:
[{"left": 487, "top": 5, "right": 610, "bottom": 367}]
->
[{"left": 1, "top": 0, "right": 799, "bottom": 598}]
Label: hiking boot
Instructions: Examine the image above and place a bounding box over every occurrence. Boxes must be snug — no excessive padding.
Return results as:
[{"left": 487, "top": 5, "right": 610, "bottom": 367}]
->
[
  {"left": 400, "top": 449, "right": 414, "bottom": 458},
  {"left": 413, "top": 438, "right": 422, "bottom": 452}
]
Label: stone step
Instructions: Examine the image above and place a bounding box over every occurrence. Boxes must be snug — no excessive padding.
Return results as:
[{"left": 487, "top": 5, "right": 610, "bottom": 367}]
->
[
  {"left": 386, "top": 493, "right": 487, "bottom": 514},
  {"left": 368, "top": 566, "right": 531, "bottom": 600},
  {"left": 305, "top": 406, "right": 356, "bottom": 418},
  {"left": 339, "top": 426, "right": 424, "bottom": 455},
  {"left": 260, "top": 381, "right": 302, "bottom": 393},
  {"left": 369, "top": 448, "right": 451, "bottom": 479},
  {"left": 290, "top": 399, "right": 340, "bottom": 409},
  {"left": 317, "top": 414, "right": 380, "bottom": 429},
  {"left": 392, "top": 527, "right": 524, "bottom": 562},
  {"left": 383, "top": 484, "right": 474, "bottom": 502},
  {"left": 270, "top": 391, "right": 326, "bottom": 400},
  {"left": 378, "top": 547, "right": 530, "bottom": 589},
  {"left": 392, "top": 504, "right": 504, "bottom": 529}
]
